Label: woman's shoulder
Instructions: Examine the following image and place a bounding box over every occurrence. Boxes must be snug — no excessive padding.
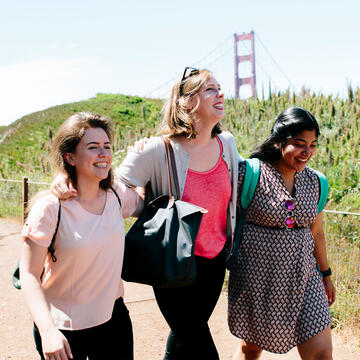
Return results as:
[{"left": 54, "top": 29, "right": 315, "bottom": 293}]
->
[
  {"left": 238, "top": 158, "right": 265, "bottom": 178},
  {"left": 30, "top": 191, "right": 60, "bottom": 211},
  {"left": 218, "top": 131, "right": 241, "bottom": 160},
  {"left": 302, "top": 166, "right": 326, "bottom": 182},
  {"left": 110, "top": 181, "right": 130, "bottom": 196},
  {"left": 217, "top": 131, "right": 235, "bottom": 142},
  {"left": 148, "top": 136, "right": 165, "bottom": 145},
  {"left": 25, "top": 192, "right": 60, "bottom": 230},
  {"left": 133, "top": 136, "right": 164, "bottom": 155},
  {"left": 110, "top": 181, "right": 140, "bottom": 218}
]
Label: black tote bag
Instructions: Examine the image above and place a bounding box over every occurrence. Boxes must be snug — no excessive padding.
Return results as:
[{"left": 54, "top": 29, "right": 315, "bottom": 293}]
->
[{"left": 121, "top": 139, "right": 205, "bottom": 288}]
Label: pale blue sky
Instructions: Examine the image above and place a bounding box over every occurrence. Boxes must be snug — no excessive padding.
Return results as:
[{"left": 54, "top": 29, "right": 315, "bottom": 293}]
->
[{"left": 1, "top": 0, "right": 359, "bottom": 126}]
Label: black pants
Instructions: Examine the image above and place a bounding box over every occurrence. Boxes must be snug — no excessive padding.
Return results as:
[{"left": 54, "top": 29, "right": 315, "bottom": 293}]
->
[
  {"left": 33, "top": 297, "right": 133, "bottom": 360},
  {"left": 153, "top": 248, "right": 226, "bottom": 360}
]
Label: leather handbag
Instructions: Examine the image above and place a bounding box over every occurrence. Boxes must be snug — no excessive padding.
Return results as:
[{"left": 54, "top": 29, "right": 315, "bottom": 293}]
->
[{"left": 121, "top": 138, "right": 206, "bottom": 288}]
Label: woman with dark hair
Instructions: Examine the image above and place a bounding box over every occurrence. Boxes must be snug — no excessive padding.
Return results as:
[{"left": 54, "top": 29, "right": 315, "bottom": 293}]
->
[
  {"left": 20, "top": 112, "right": 142, "bottom": 360},
  {"left": 229, "top": 107, "right": 335, "bottom": 359}
]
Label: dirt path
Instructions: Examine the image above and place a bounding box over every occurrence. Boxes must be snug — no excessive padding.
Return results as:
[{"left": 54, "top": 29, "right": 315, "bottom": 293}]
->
[{"left": 0, "top": 219, "right": 358, "bottom": 359}]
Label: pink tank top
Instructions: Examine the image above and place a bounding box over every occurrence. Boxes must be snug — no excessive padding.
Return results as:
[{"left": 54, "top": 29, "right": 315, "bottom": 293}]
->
[{"left": 181, "top": 137, "right": 231, "bottom": 259}]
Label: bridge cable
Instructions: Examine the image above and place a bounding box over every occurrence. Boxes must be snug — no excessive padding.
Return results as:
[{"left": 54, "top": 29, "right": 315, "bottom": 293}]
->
[
  {"left": 255, "top": 33, "right": 296, "bottom": 90},
  {"left": 143, "top": 35, "right": 233, "bottom": 98}
]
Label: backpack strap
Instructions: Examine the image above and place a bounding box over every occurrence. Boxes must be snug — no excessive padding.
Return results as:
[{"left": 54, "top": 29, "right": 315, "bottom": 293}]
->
[
  {"left": 110, "top": 186, "right": 122, "bottom": 208},
  {"left": 47, "top": 199, "right": 61, "bottom": 262},
  {"left": 226, "top": 158, "right": 261, "bottom": 271},
  {"left": 313, "top": 170, "right": 329, "bottom": 213},
  {"left": 13, "top": 199, "right": 61, "bottom": 289},
  {"left": 241, "top": 158, "right": 261, "bottom": 209}
]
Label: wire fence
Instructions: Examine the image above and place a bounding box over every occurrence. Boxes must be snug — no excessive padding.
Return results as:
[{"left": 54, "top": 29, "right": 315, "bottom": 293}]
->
[
  {"left": 0, "top": 177, "right": 50, "bottom": 222},
  {"left": 322, "top": 209, "right": 360, "bottom": 330},
  {"left": 0, "top": 177, "right": 359, "bottom": 330}
]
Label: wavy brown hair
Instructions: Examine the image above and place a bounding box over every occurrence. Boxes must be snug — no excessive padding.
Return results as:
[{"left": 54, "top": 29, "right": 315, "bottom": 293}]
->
[
  {"left": 51, "top": 112, "right": 114, "bottom": 190},
  {"left": 159, "top": 69, "right": 222, "bottom": 139}
]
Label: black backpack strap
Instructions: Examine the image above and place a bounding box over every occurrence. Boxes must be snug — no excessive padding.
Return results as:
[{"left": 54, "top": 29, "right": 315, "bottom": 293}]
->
[
  {"left": 110, "top": 186, "right": 122, "bottom": 208},
  {"left": 48, "top": 199, "right": 61, "bottom": 263}
]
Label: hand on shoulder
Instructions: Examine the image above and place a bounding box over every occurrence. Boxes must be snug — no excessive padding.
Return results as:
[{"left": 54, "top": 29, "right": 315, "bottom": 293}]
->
[{"left": 50, "top": 173, "right": 77, "bottom": 200}]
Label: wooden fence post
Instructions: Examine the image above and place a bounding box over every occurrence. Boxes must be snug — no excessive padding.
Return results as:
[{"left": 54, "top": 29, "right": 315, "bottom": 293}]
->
[{"left": 22, "top": 177, "right": 28, "bottom": 225}]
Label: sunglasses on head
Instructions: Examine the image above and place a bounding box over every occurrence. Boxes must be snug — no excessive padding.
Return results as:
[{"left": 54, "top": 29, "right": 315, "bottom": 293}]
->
[
  {"left": 285, "top": 198, "right": 295, "bottom": 228},
  {"left": 179, "top": 66, "right": 199, "bottom": 96}
]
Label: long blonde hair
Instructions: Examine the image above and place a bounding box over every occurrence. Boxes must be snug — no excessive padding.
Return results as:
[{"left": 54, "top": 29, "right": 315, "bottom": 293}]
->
[{"left": 159, "top": 69, "right": 222, "bottom": 139}]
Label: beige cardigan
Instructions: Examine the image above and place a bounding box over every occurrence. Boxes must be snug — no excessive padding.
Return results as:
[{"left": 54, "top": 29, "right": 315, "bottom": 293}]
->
[{"left": 115, "top": 131, "right": 241, "bottom": 255}]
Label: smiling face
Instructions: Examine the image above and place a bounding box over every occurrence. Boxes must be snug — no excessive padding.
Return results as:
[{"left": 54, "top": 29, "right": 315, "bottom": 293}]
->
[
  {"left": 64, "top": 127, "right": 112, "bottom": 183},
  {"left": 278, "top": 129, "right": 318, "bottom": 172},
  {"left": 193, "top": 76, "right": 225, "bottom": 124}
]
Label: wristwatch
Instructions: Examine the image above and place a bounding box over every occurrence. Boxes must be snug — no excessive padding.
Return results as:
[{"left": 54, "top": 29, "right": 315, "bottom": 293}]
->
[{"left": 320, "top": 266, "right": 332, "bottom": 277}]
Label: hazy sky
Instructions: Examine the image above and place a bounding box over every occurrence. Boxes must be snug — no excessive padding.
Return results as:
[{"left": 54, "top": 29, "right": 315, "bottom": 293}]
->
[{"left": 1, "top": 0, "right": 359, "bottom": 126}]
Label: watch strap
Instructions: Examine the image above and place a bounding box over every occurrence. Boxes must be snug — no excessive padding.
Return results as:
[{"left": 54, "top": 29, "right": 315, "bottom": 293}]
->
[{"left": 320, "top": 266, "right": 332, "bottom": 277}]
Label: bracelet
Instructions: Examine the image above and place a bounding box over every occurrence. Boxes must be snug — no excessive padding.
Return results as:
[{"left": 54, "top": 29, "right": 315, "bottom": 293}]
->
[{"left": 320, "top": 266, "right": 332, "bottom": 277}]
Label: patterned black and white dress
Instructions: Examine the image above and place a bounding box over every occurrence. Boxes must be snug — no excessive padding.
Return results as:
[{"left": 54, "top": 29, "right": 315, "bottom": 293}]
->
[{"left": 228, "top": 161, "right": 331, "bottom": 354}]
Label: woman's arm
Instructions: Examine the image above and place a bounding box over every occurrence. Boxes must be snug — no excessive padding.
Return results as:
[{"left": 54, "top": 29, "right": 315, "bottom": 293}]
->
[
  {"left": 310, "top": 212, "right": 336, "bottom": 306},
  {"left": 20, "top": 239, "right": 73, "bottom": 359},
  {"left": 112, "top": 181, "right": 144, "bottom": 218},
  {"left": 51, "top": 137, "right": 156, "bottom": 199},
  {"left": 115, "top": 136, "right": 159, "bottom": 188}
]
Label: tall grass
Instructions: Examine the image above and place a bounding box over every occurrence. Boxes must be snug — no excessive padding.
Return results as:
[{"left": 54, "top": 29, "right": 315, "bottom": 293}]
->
[{"left": 0, "top": 89, "right": 359, "bottom": 343}]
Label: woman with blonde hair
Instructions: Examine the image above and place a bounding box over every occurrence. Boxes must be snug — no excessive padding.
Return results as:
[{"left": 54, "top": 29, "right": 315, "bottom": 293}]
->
[
  {"left": 116, "top": 67, "right": 239, "bottom": 359},
  {"left": 52, "top": 68, "right": 240, "bottom": 359},
  {"left": 21, "top": 112, "right": 142, "bottom": 360}
]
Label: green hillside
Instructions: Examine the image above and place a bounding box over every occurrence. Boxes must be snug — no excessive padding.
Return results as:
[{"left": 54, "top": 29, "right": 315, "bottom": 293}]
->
[
  {"left": 0, "top": 90, "right": 359, "bottom": 335},
  {"left": 0, "top": 88, "right": 359, "bottom": 211},
  {"left": 0, "top": 93, "right": 162, "bottom": 180}
]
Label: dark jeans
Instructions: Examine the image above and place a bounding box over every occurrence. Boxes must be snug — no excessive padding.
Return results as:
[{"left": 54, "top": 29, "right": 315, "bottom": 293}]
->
[
  {"left": 153, "top": 248, "right": 226, "bottom": 360},
  {"left": 33, "top": 297, "right": 133, "bottom": 360}
]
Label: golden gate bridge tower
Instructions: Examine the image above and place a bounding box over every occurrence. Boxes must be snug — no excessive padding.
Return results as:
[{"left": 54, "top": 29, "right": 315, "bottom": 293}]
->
[{"left": 234, "top": 31, "right": 256, "bottom": 99}]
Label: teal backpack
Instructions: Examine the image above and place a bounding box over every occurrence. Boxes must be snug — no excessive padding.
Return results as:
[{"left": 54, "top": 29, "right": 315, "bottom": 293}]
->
[{"left": 226, "top": 158, "right": 329, "bottom": 271}]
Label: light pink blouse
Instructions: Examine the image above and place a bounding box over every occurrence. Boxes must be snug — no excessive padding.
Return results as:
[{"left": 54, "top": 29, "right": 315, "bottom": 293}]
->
[{"left": 22, "top": 182, "right": 139, "bottom": 330}]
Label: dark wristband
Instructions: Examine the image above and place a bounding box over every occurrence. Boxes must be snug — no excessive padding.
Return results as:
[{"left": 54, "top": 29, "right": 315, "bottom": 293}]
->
[{"left": 320, "top": 266, "right": 332, "bottom": 277}]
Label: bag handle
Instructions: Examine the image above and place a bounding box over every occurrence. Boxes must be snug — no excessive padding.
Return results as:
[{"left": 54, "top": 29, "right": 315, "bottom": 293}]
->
[
  {"left": 163, "top": 139, "right": 174, "bottom": 201},
  {"left": 165, "top": 140, "right": 181, "bottom": 200},
  {"left": 162, "top": 138, "right": 181, "bottom": 201}
]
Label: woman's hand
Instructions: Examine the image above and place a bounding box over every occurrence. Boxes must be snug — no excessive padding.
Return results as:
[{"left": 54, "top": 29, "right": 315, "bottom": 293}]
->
[
  {"left": 322, "top": 276, "right": 336, "bottom": 307},
  {"left": 127, "top": 137, "right": 149, "bottom": 153},
  {"left": 21, "top": 239, "right": 73, "bottom": 359},
  {"left": 135, "top": 186, "right": 146, "bottom": 201},
  {"left": 50, "top": 173, "right": 77, "bottom": 200},
  {"left": 41, "top": 327, "right": 73, "bottom": 360}
]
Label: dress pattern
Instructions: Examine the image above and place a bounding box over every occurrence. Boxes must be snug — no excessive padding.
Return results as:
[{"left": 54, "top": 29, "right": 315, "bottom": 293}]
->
[{"left": 228, "top": 161, "right": 331, "bottom": 353}]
